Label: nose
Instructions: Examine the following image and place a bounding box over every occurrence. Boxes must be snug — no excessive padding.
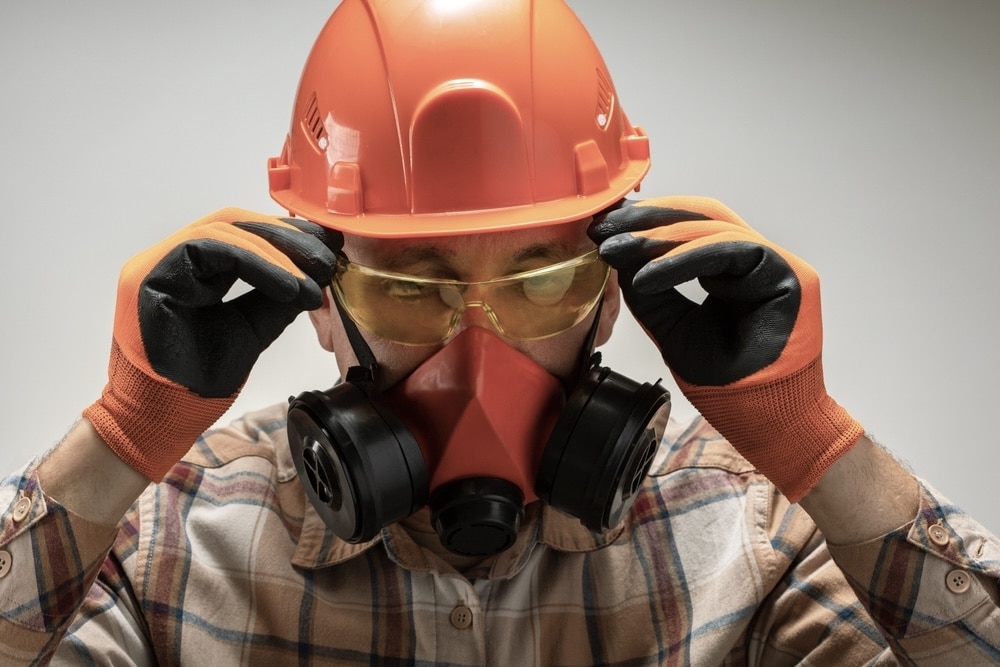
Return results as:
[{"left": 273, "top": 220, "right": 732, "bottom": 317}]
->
[
  {"left": 442, "top": 281, "right": 501, "bottom": 339},
  {"left": 452, "top": 301, "right": 498, "bottom": 336}
]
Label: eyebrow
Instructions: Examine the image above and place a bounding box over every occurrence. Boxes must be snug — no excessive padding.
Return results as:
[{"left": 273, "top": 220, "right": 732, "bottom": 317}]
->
[
  {"left": 380, "top": 246, "right": 457, "bottom": 271},
  {"left": 378, "top": 241, "right": 583, "bottom": 273},
  {"left": 510, "top": 242, "right": 581, "bottom": 264}
]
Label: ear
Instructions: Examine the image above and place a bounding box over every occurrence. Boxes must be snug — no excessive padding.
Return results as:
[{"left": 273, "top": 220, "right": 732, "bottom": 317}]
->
[
  {"left": 308, "top": 288, "right": 338, "bottom": 353},
  {"left": 595, "top": 271, "right": 621, "bottom": 347}
]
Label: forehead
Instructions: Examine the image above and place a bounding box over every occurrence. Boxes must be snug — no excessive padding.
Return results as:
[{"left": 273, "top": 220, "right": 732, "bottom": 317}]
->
[{"left": 343, "top": 217, "right": 594, "bottom": 265}]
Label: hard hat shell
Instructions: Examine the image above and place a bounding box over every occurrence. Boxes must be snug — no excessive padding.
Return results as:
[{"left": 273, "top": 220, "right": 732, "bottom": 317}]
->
[{"left": 268, "top": 0, "right": 650, "bottom": 238}]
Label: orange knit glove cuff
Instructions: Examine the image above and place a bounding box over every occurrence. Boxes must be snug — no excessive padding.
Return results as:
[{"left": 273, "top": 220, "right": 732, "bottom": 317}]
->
[
  {"left": 82, "top": 341, "right": 237, "bottom": 482},
  {"left": 678, "top": 356, "right": 864, "bottom": 502}
]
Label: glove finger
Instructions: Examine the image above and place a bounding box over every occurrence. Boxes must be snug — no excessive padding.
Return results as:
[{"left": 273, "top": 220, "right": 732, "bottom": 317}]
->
[
  {"left": 278, "top": 216, "right": 345, "bottom": 252},
  {"left": 142, "top": 239, "right": 323, "bottom": 311},
  {"left": 176, "top": 209, "right": 335, "bottom": 284},
  {"left": 633, "top": 239, "right": 791, "bottom": 299},
  {"left": 596, "top": 232, "right": 681, "bottom": 273},
  {"left": 234, "top": 218, "right": 341, "bottom": 285},
  {"left": 589, "top": 201, "right": 711, "bottom": 243},
  {"left": 597, "top": 224, "right": 752, "bottom": 276},
  {"left": 626, "top": 217, "right": 763, "bottom": 245}
]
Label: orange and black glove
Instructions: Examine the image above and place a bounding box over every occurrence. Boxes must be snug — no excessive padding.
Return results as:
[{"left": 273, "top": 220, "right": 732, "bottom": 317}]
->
[
  {"left": 589, "top": 196, "right": 863, "bottom": 502},
  {"left": 83, "top": 208, "right": 341, "bottom": 482}
]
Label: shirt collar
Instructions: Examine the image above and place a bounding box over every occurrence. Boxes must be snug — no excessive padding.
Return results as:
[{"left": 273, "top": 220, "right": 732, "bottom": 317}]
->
[{"left": 290, "top": 490, "right": 623, "bottom": 576}]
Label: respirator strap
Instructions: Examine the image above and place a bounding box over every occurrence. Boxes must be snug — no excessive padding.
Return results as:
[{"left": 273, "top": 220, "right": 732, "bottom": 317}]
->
[
  {"left": 578, "top": 297, "right": 605, "bottom": 374},
  {"left": 334, "top": 294, "right": 380, "bottom": 382}
]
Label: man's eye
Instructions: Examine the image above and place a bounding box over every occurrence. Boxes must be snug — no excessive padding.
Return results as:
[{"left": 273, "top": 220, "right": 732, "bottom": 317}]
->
[
  {"left": 383, "top": 279, "right": 435, "bottom": 299},
  {"left": 522, "top": 268, "right": 574, "bottom": 306}
]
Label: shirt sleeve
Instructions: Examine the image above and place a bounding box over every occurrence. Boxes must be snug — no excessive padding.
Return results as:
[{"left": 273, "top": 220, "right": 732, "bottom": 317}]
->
[
  {"left": 49, "top": 531, "right": 155, "bottom": 667},
  {"left": 0, "top": 460, "right": 148, "bottom": 666},
  {"left": 827, "top": 480, "right": 1000, "bottom": 664}
]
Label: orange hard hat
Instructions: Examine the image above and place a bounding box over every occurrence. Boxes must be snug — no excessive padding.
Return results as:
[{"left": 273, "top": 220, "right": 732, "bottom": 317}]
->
[{"left": 268, "top": 0, "right": 650, "bottom": 238}]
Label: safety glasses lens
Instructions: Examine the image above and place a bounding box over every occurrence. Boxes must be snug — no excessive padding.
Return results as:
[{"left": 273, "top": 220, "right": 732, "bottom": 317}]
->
[{"left": 332, "top": 251, "right": 609, "bottom": 345}]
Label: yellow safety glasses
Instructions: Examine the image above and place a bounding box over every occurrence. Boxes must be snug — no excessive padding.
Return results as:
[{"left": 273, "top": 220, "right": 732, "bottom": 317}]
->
[{"left": 331, "top": 249, "right": 610, "bottom": 345}]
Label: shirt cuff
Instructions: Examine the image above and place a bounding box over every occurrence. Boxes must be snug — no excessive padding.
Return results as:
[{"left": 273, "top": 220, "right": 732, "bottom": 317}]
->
[
  {"left": 1, "top": 460, "right": 120, "bottom": 634},
  {"left": 827, "top": 479, "right": 1000, "bottom": 640}
]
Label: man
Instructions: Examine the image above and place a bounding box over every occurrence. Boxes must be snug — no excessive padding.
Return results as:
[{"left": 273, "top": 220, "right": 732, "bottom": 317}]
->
[{"left": 2, "top": 1, "right": 998, "bottom": 664}]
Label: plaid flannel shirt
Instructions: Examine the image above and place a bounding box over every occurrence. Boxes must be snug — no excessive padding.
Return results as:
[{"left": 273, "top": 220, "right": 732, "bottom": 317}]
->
[{"left": 2, "top": 403, "right": 998, "bottom": 665}]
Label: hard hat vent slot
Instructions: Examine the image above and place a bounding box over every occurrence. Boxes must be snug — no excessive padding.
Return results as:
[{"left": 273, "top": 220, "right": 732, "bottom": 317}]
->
[
  {"left": 595, "top": 68, "right": 614, "bottom": 129},
  {"left": 303, "top": 92, "right": 329, "bottom": 149}
]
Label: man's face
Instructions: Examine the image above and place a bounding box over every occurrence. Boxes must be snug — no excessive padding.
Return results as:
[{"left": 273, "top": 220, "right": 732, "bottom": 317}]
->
[{"left": 309, "top": 218, "right": 620, "bottom": 389}]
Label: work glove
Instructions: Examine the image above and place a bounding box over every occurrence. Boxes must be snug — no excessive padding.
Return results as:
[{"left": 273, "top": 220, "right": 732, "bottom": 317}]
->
[
  {"left": 589, "top": 196, "right": 863, "bottom": 502},
  {"left": 83, "top": 208, "right": 341, "bottom": 481}
]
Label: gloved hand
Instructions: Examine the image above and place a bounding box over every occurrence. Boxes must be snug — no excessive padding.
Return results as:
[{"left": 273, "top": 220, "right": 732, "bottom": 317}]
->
[
  {"left": 83, "top": 207, "right": 341, "bottom": 481},
  {"left": 589, "top": 196, "right": 863, "bottom": 502}
]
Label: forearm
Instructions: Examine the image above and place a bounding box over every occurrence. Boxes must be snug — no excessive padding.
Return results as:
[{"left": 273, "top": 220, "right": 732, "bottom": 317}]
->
[
  {"left": 799, "top": 434, "right": 919, "bottom": 545},
  {"left": 37, "top": 418, "right": 149, "bottom": 527}
]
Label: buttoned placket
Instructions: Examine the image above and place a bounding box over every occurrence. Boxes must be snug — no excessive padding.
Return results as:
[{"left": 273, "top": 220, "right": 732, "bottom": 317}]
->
[
  {"left": 0, "top": 492, "right": 36, "bottom": 580},
  {"left": 926, "top": 521, "right": 977, "bottom": 597},
  {"left": 421, "top": 572, "right": 487, "bottom": 664}
]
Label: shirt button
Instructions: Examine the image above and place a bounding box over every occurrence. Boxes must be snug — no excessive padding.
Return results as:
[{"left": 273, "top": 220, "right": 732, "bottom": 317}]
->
[
  {"left": 11, "top": 496, "right": 31, "bottom": 522},
  {"left": 450, "top": 605, "right": 473, "bottom": 630},
  {"left": 946, "top": 569, "right": 971, "bottom": 594},
  {"left": 0, "top": 550, "right": 11, "bottom": 579},
  {"left": 928, "top": 524, "right": 950, "bottom": 547}
]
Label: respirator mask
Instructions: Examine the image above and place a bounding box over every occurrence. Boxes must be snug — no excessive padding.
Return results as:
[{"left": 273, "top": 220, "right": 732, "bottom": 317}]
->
[{"left": 287, "top": 248, "right": 670, "bottom": 557}]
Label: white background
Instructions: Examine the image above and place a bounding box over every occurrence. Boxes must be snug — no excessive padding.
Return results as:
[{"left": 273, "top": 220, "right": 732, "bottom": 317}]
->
[{"left": 1, "top": 1, "right": 997, "bottom": 534}]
